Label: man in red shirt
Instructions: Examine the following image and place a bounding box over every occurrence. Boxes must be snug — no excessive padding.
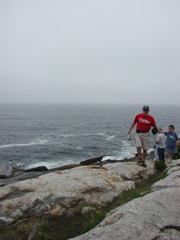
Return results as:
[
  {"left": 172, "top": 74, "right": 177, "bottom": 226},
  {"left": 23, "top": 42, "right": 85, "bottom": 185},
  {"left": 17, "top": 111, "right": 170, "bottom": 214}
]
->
[{"left": 128, "top": 105, "right": 157, "bottom": 167}]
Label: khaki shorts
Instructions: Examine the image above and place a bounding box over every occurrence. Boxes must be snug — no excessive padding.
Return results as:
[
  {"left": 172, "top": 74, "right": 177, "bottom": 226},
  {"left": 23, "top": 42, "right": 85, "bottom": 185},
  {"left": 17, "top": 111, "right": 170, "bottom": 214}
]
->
[{"left": 135, "top": 132, "right": 150, "bottom": 150}]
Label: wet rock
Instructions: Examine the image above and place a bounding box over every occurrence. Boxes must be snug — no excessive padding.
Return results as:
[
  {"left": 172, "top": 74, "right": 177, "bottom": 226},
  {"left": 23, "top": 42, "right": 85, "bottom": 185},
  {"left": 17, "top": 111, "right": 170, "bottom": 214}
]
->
[
  {"left": 0, "top": 162, "right": 13, "bottom": 178},
  {"left": 51, "top": 164, "right": 81, "bottom": 171},
  {"left": 80, "top": 156, "right": 105, "bottom": 165},
  {"left": 24, "top": 166, "right": 48, "bottom": 172}
]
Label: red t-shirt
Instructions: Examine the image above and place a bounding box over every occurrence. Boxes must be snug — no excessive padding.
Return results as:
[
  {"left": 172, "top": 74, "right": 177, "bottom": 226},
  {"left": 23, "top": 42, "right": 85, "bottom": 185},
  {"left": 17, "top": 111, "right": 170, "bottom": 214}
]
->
[{"left": 134, "top": 113, "right": 156, "bottom": 131}]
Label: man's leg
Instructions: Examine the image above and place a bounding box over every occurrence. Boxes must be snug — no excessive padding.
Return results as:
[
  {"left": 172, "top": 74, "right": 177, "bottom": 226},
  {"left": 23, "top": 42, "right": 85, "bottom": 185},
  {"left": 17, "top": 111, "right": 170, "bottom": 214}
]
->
[
  {"left": 135, "top": 134, "right": 143, "bottom": 163},
  {"left": 142, "top": 150, "right": 147, "bottom": 161},
  {"left": 141, "top": 132, "right": 150, "bottom": 166},
  {"left": 137, "top": 147, "right": 142, "bottom": 159}
]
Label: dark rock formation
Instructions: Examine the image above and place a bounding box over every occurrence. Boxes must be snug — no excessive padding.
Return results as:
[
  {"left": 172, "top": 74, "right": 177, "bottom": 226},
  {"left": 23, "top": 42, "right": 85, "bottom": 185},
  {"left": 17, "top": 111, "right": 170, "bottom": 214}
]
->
[{"left": 80, "top": 156, "right": 105, "bottom": 165}]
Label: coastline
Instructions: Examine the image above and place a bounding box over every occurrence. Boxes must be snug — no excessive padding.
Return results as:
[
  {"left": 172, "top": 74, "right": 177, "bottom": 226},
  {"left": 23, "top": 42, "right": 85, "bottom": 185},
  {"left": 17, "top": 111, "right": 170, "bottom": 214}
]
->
[
  {"left": 0, "top": 157, "right": 179, "bottom": 239},
  {"left": 0, "top": 146, "right": 180, "bottom": 240},
  {"left": 0, "top": 151, "right": 155, "bottom": 188}
]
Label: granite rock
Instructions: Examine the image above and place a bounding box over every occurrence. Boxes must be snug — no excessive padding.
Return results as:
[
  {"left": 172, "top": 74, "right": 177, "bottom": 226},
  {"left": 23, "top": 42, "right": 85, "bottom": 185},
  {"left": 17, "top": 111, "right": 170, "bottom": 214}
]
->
[
  {"left": 152, "top": 161, "right": 180, "bottom": 192},
  {"left": 0, "top": 161, "right": 154, "bottom": 227},
  {"left": 0, "top": 162, "right": 13, "bottom": 178},
  {"left": 70, "top": 160, "right": 180, "bottom": 240},
  {"left": 71, "top": 187, "right": 180, "bottom": 240}
]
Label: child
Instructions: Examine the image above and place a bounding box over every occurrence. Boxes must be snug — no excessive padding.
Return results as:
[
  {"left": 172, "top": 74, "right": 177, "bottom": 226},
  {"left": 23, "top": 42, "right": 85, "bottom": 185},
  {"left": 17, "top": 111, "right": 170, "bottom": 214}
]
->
[
  {"left": 155, "top": 128, "right": 167, "bottom": 161},
  {"left": 164, "top": 125, "right": 178, "bottom": 163}
]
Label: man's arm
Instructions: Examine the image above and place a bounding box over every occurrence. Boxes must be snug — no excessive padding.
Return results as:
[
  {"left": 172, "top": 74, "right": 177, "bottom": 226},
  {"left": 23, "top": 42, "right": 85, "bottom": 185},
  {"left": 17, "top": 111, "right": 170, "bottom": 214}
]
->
[
  {"left": 159, "top": 129, "right": 164, "bottom": 134},
  {"left": 128, "top": 122, "right": 136, "bottom": 134}
]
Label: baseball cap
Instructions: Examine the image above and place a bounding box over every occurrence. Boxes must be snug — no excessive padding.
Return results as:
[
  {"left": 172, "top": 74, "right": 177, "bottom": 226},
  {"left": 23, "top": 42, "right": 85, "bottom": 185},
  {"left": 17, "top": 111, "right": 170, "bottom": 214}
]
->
[{"left": 142, "top": 105, "right": 150, "bottom": 111}]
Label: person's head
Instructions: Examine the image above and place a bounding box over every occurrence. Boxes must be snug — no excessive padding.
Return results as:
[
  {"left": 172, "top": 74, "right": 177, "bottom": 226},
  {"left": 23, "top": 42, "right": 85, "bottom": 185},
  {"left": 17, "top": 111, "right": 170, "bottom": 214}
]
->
[
  {"left": 168, "top": 125, "right": 174, "bottom": 132},
  {"left": 142, "top": 105, "right": 149, "bottom": 116},
  {"left": 158, "top": 128, "right": 163, "bottom": 133}
]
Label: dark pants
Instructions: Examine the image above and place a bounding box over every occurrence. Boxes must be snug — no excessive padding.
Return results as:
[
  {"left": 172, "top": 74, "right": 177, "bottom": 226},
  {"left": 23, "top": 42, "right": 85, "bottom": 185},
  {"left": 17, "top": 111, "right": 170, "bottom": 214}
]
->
[{"left": 158, "top": 148, "right": 165, "bottom": 161}]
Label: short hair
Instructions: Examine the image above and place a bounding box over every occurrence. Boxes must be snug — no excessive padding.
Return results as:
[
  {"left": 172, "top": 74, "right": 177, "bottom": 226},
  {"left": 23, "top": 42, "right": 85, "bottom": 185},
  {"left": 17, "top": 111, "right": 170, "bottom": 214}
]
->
[
  {"left": 158, "top": 128, "right": 162, "bottom": 131},
  {"left": 169, "top": 125, "right": 174, "bottom": 130}
]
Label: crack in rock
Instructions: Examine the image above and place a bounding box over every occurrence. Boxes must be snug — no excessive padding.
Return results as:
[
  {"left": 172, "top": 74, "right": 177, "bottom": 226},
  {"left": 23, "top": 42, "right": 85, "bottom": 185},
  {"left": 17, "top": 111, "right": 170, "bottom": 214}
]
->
[{"left": 0, "top": 188, "right": 33, "bottom": 202}]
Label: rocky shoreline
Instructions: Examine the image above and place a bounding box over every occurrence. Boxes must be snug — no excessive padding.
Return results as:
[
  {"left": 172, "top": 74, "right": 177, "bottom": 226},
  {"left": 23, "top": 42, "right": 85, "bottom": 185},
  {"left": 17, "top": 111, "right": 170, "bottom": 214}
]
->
[
  {"left": 0, "top": 153, "right": 179, "bottom": 239},
  {"left": 0, "top": 154, "right": 154, "bottom": 225},
  {"left": 0, "top": 152, "right": 154, "bottom": 187}
]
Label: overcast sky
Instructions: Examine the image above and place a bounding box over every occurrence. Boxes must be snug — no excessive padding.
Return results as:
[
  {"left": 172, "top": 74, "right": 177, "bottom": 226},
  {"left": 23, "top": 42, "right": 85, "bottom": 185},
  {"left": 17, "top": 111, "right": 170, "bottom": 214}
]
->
[{"left": 0, "top": 0, "right": 179, "bottom": 105}]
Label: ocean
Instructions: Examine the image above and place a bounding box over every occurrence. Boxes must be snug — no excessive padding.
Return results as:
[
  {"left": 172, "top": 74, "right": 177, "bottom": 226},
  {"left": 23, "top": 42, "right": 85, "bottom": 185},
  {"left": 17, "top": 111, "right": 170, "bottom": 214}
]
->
[{"left": 0, "top": 103, "right": 179, "bottom": 170}]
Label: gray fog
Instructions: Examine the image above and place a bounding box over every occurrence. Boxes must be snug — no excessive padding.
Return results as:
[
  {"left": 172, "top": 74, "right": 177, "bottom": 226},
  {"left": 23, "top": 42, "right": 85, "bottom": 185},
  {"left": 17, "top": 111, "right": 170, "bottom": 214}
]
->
[{"left": 0, "top": 0, "right": 179, "bottom": 105}]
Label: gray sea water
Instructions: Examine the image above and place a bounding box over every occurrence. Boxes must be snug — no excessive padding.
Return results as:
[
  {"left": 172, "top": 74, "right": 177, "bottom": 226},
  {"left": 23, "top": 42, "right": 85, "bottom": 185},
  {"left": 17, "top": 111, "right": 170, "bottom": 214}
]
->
[{"left": 0, "top": 103, "right": 179, "bottom": 169}]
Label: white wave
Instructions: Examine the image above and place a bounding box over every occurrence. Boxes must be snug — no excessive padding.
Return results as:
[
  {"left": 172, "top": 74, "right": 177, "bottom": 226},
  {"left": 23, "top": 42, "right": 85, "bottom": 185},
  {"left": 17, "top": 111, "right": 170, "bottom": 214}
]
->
[
  {"left": 68, "top": 146, "right": 84, "bottom": 150},
  {"left": 102, "top": 155, "right": 120, "bottom": 161},
  {"left": 106, "top": 135, "right": 115, "bottom": 141},
  {"left": 16, "top": 162, "right": 26, "bottom": 167},
  {"left": 102, "top": 141, "right": 154, "bottom": 161},
  {"left": 80, "top": 132, "right": 105, "bottom": 137},
  {"left": 81, "top": 133, "right": 105, "bottom": 136},
  {"left": 0, "top": 138, "right": 49, "bottom": 149},
  {"left": 24, "top": 159, "right": 74, "bottom": 170},
  {"left": 102, "top": 140, "right": 136, "bottom": 161},
  {"left": 120, "top": 140, "right": 136, "bottom": 158},
  {"left": 58, "top": 134, "right": 76, "bottom": 138},
  {"left": 94, "top": 133, "right": 105, "bottom": 136},
  {"left": 58, "top": 133, "right": 105, "bottom": 138},
  {"left": 75, "top": 146, "right": 84, "bottom": 150},
  {"left": 148, "top": 147, "right": 154, "bottom": 154}
]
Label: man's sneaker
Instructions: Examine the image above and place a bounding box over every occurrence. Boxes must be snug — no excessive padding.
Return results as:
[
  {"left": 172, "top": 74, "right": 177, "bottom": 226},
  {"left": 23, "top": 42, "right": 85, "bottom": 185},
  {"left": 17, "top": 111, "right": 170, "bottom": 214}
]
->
[
  {"left": 141, "top": 160, "right": 147, "bottom": 167},
  {"left": 137, "top": 158, "right": 142, "bottom": 166},
  {"left": 137, "top": 158, "right": 147, "bottom": 167}
]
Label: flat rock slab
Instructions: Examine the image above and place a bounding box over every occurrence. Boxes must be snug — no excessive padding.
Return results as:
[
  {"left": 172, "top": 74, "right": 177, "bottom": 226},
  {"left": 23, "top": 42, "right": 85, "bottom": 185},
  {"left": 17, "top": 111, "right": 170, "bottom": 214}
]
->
[
  {"left": 0, "top": 164, "right": 82, "bottom": 187},
  {"left": 152, "top": 160, "right": 180, "bottom": 192},
  {"left": 0, "top": 171, "right": 48, "bottom": 187},
  {"left": 0, "top": 161, "right": 154, "bottom": 227},
  {"left": 152, "top": 169, "right": 180, "bottom": 191}
]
